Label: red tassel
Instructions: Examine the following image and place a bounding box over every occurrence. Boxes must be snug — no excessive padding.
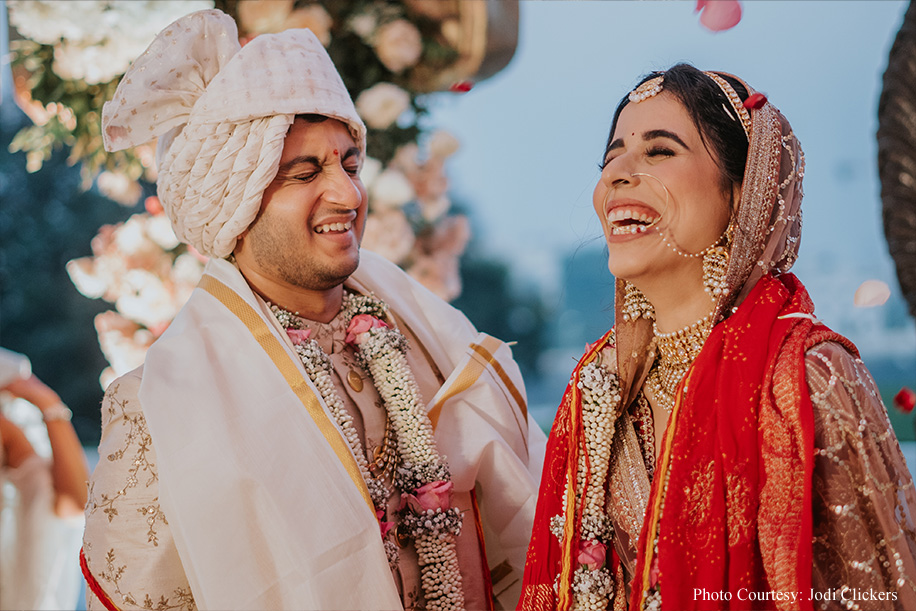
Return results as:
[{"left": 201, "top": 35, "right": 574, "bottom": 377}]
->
[
  {"left": 744, "top": 93, "right": 767, "bottom": 109},
  {"left": 448, "top": 81, "right": 473, "bottom": 93}
]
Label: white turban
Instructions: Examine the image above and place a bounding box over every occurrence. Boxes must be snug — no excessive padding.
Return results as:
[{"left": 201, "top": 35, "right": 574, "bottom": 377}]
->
[{"left": 102, "top": 9, "right": 366, "bottom": 258}]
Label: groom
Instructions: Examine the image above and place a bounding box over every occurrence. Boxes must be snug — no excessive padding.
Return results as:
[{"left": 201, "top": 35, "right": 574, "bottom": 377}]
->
[{"left": 81, "top": 10, "right": 544, "bottom": 611}]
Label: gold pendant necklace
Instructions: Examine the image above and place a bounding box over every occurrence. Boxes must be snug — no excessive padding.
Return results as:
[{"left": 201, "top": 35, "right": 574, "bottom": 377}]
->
[{"left": 645, "top": 311, "right": 713, "bottom": 414}]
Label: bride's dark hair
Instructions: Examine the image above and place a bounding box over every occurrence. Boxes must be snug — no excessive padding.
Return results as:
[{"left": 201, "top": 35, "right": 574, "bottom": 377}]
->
[{"left": 605, "top": 63, "right": 750, "bottom": 195}]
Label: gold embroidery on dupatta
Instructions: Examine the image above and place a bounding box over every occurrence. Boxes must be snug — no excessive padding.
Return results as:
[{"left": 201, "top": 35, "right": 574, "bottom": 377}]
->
[
  {"left": 607, "top": 413, "right": 652, "bottom": 549},
  {"left": 759, "top": 328, "right": 809, "bottom": 595},
  {"left": 726, "top": 470, "right": 753, "bottom": 547},
  {"left": 519, "top": 584, "right": 554, "bottom": 611},
  {"left": 684, "top": 461, "right": 716, "bottom": 549}
]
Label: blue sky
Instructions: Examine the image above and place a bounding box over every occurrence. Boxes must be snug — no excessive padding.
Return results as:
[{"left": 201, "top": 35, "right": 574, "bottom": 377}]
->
[{"left": 426, "top": 0, "right": 914, "bottom": 358}]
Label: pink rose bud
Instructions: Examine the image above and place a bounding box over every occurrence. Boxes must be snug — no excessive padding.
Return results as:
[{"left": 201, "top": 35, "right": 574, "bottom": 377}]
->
[
  {"left": 286, "top": 328, "right": 312, "bottom": 346},
  {"left": 405, "top": 480, "right": 453, "bottom": 512},
  {"left": 649, "top": 556, "right": 660, "bottom": 587},
  {"left": 345, "top": 314, "right": 388, "bottom": 344},
  {"left": 894, "top": 387, "right": 916, "bottom": 414},
  {"left": 577, "top": 540, "right": 607, "bottom": 572}
]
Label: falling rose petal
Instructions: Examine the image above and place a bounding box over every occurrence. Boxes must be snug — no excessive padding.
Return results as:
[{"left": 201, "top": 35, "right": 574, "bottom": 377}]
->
[
  {"left": 695, "top": 0, "right": 742, "bottom": 32},
  {"left": 448, "top": 81, "right": 473, "bottom": 93},
  {"left": 853, "top": 280, "right": 891, "bottom": 308},
  {"left": 894, "top": 387, "right": 916, "bottom": 414}
]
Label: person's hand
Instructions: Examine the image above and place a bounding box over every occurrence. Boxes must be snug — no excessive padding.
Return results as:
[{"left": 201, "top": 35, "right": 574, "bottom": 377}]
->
[{"left": 2, "top": 374, "right": 61, "bottom": 412}]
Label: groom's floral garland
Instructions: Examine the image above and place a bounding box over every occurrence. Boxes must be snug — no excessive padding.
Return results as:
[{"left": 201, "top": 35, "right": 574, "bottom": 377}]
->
[
  {"left": 548, "top": 351, "right": 622, "bottom": 610},
  {"left": 271, "top": 292, "right": 465, "bottom": 611}
]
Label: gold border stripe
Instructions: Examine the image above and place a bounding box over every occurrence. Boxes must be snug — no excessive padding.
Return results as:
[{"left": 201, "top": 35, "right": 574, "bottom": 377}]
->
[
  {"left": 637, "top": 367, "right": 691, "bottom": 602},
  {"left": 427, "top": 352, "right": 483, "bottom": 430},
  {"left": 427, "top": 335, "right": 528, "bottom": 431},
  {"left": 470, "top": 339, "right": 527, "bottom": 421},
  {"left": 199, "top": 275, "right": 373, "bottom": 511}
]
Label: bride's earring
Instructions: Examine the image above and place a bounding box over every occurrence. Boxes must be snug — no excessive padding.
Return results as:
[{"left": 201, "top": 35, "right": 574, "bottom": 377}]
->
[
  {"left": 702, "top": 224, "right": 733, "bottom": 297},
  {"left": 622, "top": 281, "right": 655, "bottom": 321}
]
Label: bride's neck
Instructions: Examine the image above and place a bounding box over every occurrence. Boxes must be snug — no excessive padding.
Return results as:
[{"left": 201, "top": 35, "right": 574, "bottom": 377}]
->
[{"left": 639, "top": 275, "right": 716, "bottom": 333}]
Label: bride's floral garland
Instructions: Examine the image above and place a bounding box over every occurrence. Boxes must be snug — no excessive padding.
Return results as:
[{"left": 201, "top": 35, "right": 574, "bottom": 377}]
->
[
  {"left": 271, "top": 291, "right": 465, "bottom": 611},
  {"left": 549, "top": 351, "right": 622, "bottom": 610}
]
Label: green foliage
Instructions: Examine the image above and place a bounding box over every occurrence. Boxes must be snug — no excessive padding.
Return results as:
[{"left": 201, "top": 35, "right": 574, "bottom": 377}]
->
[{"left": 8, "top": 40, "right": 146, "bottom": 186}]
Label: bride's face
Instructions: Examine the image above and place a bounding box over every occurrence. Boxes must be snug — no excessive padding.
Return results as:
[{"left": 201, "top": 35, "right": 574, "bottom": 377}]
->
[{"left": 593, "top": 91, "right": 735, "bottom": 283}]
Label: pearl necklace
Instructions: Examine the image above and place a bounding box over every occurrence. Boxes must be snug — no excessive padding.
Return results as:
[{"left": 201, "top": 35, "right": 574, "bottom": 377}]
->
[{"left": 645, "top": 312, "right": 713, "bottom": 414}]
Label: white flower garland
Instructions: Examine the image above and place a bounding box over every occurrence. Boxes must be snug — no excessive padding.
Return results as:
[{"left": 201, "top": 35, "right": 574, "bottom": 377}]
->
[
  {"left": 551, "top": 355, "right": 622, "bottom": 611},
  {"left": 272, "top": 292, "right": 464, "bottom": 611}
]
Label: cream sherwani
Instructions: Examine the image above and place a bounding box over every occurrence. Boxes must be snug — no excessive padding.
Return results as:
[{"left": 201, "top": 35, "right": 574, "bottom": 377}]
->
[{"left": 82, "top": 250, "right": 545, "bottom": 611}]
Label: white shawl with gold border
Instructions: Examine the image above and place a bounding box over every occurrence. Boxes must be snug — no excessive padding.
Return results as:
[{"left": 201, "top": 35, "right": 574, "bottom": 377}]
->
[{"left": 140, "top": 250, "right": 544, "bottom": 610}]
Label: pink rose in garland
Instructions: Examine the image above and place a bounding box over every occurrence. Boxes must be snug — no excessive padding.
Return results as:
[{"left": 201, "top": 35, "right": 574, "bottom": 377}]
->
[
  {"left": 377, "top": 509, "right": 395, "bottom": 538},
  {"left": 577, "top": 540, "right": 607, "bottom": 572},
  {"left": 695, "top": 0, "right": 742, "bottom": 32},
  {"left": 345, "top": 314, "right": 388, "bottom": 344},
  {"left": 286, "top": 328, "right": 312, "bottom": 346},
  {"left": 403, "top": 480, "right": 453, "bottom": 512}
]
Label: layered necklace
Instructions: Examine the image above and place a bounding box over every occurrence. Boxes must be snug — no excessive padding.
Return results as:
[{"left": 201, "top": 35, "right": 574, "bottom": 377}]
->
[
  {"left": 270, "top": 291, "right": 465, "bottom": 611},
  {"left": 644, "top": 312, "right": 713, "bottom": 414}
]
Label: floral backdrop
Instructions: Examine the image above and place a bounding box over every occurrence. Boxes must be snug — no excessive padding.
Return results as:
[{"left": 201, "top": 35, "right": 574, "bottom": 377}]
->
[{"left": 7, "top": 0, "right": 505, "bottom": 388}]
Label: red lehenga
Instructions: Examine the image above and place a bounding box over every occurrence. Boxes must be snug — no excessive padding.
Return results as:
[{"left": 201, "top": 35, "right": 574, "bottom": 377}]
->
[{"left": 519, "top": 273, "right": 916, "bottom": 611}]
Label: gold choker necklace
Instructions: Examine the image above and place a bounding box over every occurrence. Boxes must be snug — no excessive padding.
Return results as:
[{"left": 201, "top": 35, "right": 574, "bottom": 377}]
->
[{"left": 645, "top": 312, "right": 713, "bottom": 413}]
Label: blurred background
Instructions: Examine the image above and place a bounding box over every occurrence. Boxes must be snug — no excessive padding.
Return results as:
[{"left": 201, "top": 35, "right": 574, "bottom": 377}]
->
[{"left": 1, "top": 0, "right": 914, "bottom": 453}]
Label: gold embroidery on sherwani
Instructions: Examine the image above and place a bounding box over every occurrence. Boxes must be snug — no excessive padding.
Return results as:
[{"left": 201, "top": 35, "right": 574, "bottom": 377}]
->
[
  {"left": 96, "top": 549, "right": 195, "bottom": 611},
  {"left": 86, "top": 384, "right": 165, "bottom": 545}
]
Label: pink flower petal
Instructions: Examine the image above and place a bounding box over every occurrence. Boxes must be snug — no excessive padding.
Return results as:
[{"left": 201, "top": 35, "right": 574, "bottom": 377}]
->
[
  {"left": 696, "top": 0, "right": 742, "bottom": 32},
  {"left": 345, "top": 314, "right": 388, "bottom": 344},
  {"left": 853, "top": 280, "right": 891, "bottom": 308},
  {"left": 286, "top": 328, "right": 312, "bottom": 345},
  {"left": 577, "top": 540, "right": 607, "bottom": 572}
]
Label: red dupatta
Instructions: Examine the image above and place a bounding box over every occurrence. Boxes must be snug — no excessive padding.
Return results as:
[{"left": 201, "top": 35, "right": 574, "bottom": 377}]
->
[{"left": 631, "top": 273, "right": 856, "bottom": 611}]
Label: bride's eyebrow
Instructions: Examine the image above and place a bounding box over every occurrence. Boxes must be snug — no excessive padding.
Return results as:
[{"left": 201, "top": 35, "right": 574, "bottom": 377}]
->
[
  {"left": 643, "top": 129, "right": 689, "bottom": 149},
  {"left": 606, "top": 129, "right": 689, "bottom": 153}
]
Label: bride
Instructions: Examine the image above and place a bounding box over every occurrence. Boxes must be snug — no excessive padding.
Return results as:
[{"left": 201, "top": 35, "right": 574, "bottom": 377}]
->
[{"left": 519, "top": 64, "right": 916, "bottom": 610}]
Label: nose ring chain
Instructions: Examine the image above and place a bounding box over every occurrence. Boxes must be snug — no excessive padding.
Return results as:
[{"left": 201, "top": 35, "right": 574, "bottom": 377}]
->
[{"left": 620, "top": 171, "right": 728, "bottom": 259}]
